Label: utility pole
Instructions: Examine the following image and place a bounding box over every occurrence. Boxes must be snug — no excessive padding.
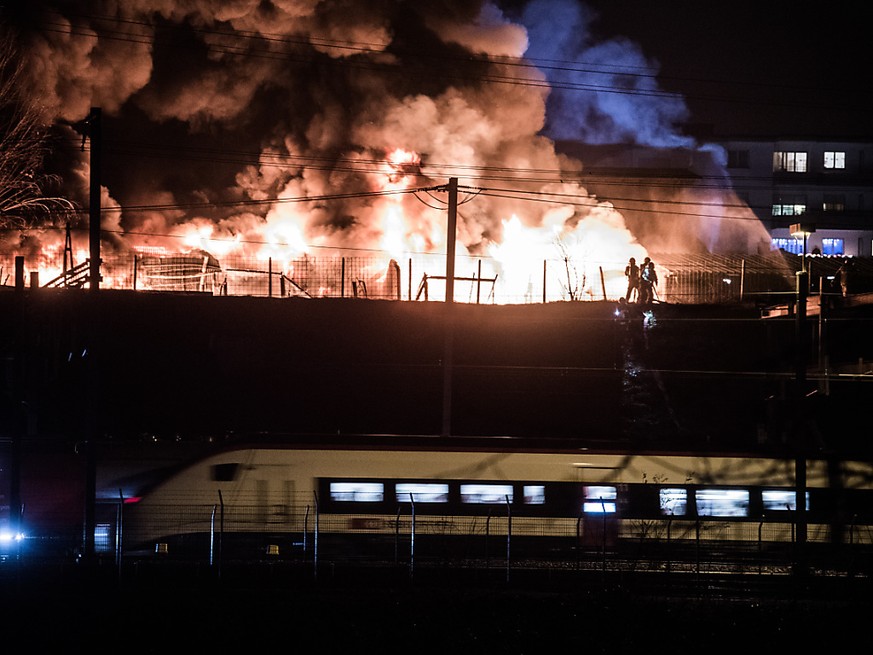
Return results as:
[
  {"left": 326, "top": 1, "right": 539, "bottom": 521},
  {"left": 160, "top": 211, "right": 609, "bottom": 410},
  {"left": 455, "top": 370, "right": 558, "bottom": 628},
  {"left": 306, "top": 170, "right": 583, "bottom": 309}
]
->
[
  {"left": 794, "top": 270, "right": 809, "bottom": 575},
  {"left": 88, "top": 107, "right": 101, "bottom": 292},
  {"left": 445, "top": 178, "right": 457, "bottom": 305},
  {"left": 441, "top": 178, "right": 458, "bottom": 438},
  {"left": 82, "top": 107, "right": 102, "bottom": 562}
]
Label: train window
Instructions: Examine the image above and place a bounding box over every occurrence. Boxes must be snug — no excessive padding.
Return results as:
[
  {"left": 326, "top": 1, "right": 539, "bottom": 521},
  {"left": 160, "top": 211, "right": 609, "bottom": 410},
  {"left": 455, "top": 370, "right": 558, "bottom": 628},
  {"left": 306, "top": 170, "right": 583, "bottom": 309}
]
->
[
  {"left": 94, "top": 524, "right": 113, "bottom": 554},
  {"left": 211, "top": 463, "right": 240, "bottom": 482},
  {"left": 583, "top": 486, "right": 616, "bottom": 513},
  {"left": 460, "top": 484, "right": 513, "bottom": 504},
  {"left": 396, "top": 483, "right": 449, "bottom": 503},
  {"left": 523, "top": 485, "right": 545, "bottom": 505},
  {"left": 329, "top": 482, "right": 384, "bottom": 502},
  {"left": 695, "top": 489, "right": 749, "bottom": 517},
  {"left": 762, "top": 489, "right": 809, "bottom": 511},
  {"left": 659, "top": 488, "right": 687, "bottom": 516}
]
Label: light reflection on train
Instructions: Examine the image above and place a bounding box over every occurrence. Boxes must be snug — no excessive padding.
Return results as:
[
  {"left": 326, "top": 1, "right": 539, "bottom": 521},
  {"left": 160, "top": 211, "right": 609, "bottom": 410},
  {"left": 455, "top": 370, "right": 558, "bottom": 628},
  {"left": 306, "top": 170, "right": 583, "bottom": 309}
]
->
[{"left": 116, "top": 442, "right": 873, "bottom": 565}]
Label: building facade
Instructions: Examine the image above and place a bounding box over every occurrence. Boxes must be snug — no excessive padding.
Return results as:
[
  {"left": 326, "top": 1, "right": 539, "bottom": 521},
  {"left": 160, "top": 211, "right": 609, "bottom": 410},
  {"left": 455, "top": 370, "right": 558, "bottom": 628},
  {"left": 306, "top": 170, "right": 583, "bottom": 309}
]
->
[
  {"left": 717, "top": 137, "right": 873, "bottom": 257},
  {"left": 558, "top": 137, "right": 873, "bottom": 258}
]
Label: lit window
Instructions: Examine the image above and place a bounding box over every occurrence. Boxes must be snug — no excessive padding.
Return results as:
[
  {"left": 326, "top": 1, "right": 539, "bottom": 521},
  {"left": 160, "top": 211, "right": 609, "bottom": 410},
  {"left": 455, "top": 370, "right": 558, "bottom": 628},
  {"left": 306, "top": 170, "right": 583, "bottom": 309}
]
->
[
  {"left": 330, "top": 482, "right": 384, "bottom": 502},
  {"left": 771, "top": 204, "right": 806, "bottom": 216},
  {"left": 523, "top": 485, "right": 545, "bottom": 505},
  {"left": 773, "top": 151, "right": 808, "bottom": 172},
  {"left": 771, "top": 237, "right": 804, "bottom": 255},
  {"left": 824, "top": 151, "right": 846, "bottom": 169},
  {"left": 695, "top": 488, "right": 749, "bottom": 517},
  {"left": 659, "top": 488, "right": 687, "bottom": 515},
  {"left": 460, "top": 483, "right": 513, "bottom": 504},
  {"left": 395, "top": 483, "right": 449, "bottom": 503},
  {"left": 822, "top": 238, "right": 844, "bottom": 256},
  {"left": 94, "top": 524, "right": 113, "bottom": 553},
  {"left": 583, "top": 485, "right": 616, "bottom": 513},
  {"left": 762, "top": 490, "right": 809, "bottom": 511}
]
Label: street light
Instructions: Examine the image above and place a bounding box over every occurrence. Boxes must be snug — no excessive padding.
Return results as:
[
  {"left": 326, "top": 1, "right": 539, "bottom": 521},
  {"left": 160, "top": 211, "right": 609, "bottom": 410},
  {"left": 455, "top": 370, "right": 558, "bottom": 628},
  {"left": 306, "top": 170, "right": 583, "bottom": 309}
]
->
[
  {"left": 789, "top": 221, "right": 814, "bottom": 573},
  {"left": 790, "top": 222, "right": 815, "bottom": 272}
]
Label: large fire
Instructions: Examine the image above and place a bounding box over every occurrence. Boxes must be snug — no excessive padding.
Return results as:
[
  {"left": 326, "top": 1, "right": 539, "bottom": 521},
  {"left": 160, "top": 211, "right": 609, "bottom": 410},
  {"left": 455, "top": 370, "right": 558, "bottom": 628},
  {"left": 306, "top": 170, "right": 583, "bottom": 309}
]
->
[{"left": 1, "top": 1, "right": 768, "bottom": 302}]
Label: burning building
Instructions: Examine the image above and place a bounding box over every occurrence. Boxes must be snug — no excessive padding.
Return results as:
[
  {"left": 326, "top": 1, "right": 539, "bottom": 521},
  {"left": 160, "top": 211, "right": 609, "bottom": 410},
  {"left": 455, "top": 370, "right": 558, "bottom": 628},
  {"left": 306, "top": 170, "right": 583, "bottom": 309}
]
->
[{"left": 2, "top": 1, "right": 770, "bottom": 303}]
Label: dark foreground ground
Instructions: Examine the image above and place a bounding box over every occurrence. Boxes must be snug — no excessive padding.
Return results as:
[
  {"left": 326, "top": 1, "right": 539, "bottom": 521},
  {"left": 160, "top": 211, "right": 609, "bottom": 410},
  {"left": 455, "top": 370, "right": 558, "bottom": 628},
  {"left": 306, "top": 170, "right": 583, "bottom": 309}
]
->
[{"left": 2, "top": 561, "right": 870, "bottom": 654}]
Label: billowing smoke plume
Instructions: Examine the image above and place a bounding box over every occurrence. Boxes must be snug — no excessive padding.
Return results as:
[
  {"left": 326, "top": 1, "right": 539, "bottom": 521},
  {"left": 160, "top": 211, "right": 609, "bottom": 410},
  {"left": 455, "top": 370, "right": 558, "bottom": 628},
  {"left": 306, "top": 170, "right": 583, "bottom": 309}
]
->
[
  {"left": 4, "top": 0, "right": 768, "bottom": 297},
  {"left": 518, "top": 0, "right": 691, "bottom": 148}
]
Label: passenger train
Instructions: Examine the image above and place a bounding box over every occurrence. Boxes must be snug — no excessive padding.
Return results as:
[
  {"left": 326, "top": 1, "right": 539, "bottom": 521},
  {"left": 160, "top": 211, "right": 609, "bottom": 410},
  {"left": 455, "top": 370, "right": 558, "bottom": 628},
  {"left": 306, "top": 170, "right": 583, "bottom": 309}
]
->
[{"left": 119, "top": 438, "right": 873, "bottom": 568}]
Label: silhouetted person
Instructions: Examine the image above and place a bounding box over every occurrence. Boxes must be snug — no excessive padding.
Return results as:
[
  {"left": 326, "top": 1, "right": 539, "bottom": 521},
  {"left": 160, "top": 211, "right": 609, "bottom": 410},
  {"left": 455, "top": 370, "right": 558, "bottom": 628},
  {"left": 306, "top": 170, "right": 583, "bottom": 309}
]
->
[
  {"left": 837, "top": 257, "right": 852, "bottom": 297},
  {"left": 640, "top": 260, "right": 658, "bottom": 304},
  {"left": 624, "top": 257, "right": 640, "bottom": 302}
]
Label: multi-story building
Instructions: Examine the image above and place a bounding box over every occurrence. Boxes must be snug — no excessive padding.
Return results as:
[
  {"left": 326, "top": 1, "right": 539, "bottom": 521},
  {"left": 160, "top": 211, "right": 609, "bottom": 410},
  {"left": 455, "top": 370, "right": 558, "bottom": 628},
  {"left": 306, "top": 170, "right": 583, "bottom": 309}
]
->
[
  {"left": 718, "top": 137, "right": 873, "bottom": 257},
  {"left": 559, "top": 136, "right": 873, "bottom": 258}
]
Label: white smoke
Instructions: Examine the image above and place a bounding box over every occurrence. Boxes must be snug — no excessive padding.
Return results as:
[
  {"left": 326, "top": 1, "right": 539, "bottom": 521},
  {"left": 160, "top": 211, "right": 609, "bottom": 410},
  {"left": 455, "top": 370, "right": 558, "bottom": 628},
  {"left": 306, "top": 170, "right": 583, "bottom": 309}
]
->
[{"left": 518, "top": 0, "right": 693, "bottom": 147}]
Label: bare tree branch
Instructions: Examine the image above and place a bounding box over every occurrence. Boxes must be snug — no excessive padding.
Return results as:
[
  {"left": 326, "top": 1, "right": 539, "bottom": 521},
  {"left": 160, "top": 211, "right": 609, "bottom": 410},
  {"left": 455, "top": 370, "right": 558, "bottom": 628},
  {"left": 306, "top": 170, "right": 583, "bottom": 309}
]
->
[{"left": 0, "top": 25, "right": 76, "bottom": 229}]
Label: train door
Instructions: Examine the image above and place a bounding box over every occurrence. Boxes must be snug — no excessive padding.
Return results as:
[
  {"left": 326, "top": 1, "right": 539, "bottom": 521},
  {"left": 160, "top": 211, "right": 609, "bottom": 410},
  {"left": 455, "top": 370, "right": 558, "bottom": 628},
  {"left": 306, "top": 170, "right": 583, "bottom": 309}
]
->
[{"left": 580, "top": 485, "right": 619, "bottom": 548}]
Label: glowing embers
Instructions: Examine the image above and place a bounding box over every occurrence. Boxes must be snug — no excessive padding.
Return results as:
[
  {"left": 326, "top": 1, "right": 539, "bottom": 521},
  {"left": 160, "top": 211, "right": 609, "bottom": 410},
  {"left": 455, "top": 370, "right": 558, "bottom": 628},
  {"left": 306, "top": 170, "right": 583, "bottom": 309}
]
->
[{"left": 583, "top": 485, "right": 617, "bottom": 513}]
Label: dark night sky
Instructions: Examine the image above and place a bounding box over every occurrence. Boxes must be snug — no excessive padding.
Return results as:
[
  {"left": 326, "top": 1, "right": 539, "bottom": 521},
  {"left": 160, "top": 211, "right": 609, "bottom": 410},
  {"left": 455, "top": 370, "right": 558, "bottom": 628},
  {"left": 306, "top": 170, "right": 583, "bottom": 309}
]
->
[{"left": 575, "top": 1, "right": 873, "bottom": 138}]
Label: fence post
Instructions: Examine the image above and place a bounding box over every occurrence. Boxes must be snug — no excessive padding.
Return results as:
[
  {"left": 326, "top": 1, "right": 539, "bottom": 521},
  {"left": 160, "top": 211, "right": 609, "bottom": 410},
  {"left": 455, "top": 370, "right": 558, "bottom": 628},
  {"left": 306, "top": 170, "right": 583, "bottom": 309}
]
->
[
  {"left": 666, "top": 517, "right": 672, "bottom": 575},
  {"left": 303, "top": 505, "right": 309, "bottom": 555},
  {"left": 218, "top": 490, "right": 224, "bottom": 579},
  {"left": 313, "top": 491, "right": 319, "bottom": 579},
  {"left": 476, "top": 259, "right": 482, "bottom": 304},
  {"left": 485, "top": 510, "right": 491, "bottom": 567},
  {"left": 116, "top": 488, "right": 124, "bottom": 580},
  {"left": 576, "top": 515, "right": 583, "bottom": 570},
  {"left": 505, "top": 494, "right": 511, "bottom": 583},
  {"left": 599, "top": 266, "right": 606, "bottom": 300},
  {"left": 210, "top": 503, "right": 217, "bottom": 567},
  {"left": 601, "top": 498, "right": 607, "bottom": 576},
  {"left": 409, "top": 494, "right": 415, "bottom": 579},
  {"left": 758, "top": 520, "right": 764, "bottom": 575},
  {"left": 394, "top": 507, "right": 402, "bottom": 564}
]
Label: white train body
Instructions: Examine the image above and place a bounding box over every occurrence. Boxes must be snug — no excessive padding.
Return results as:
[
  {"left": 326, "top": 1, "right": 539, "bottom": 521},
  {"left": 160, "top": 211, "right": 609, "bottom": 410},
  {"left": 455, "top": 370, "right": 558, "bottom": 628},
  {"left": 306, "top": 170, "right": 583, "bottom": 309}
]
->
[{"left": 121, "top": 443, "right": 873, "bottom": 561}]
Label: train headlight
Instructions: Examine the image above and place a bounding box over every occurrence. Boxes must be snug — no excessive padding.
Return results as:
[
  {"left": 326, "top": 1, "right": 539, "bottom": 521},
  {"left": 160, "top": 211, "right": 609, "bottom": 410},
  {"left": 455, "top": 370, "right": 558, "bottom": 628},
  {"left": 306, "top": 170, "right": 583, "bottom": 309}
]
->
[{"left": 0, "top": 530, "right": 26, "bottom": 547}]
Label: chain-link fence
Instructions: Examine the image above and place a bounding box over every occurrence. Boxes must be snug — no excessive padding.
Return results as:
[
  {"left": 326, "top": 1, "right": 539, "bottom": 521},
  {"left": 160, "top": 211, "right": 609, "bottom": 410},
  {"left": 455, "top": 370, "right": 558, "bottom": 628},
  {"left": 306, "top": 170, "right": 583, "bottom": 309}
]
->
[
  {"left": 85, "top": 499, "right": 871, "bottom": 579},
  {"left": 3, "top": 248, "right": 844, "bottom": 305}
]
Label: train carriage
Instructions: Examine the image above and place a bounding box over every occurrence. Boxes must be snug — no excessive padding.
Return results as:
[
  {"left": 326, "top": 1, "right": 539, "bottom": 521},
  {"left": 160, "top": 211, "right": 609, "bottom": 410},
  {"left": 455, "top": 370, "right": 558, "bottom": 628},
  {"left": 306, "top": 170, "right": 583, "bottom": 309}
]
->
[{"left": 118, "top": 440, "right": 873, "bottom": 569}]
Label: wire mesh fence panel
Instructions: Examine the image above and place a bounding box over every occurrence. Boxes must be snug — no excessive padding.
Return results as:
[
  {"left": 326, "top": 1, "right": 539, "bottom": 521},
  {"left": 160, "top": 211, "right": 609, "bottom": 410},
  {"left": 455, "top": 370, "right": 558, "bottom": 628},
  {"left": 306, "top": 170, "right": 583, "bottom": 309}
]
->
[
  {"left": 110, "top": 499, "right": 873, "bottom": 576},
  {"left": 4, "top": 248, "right": 837, "bottom": 304}
]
